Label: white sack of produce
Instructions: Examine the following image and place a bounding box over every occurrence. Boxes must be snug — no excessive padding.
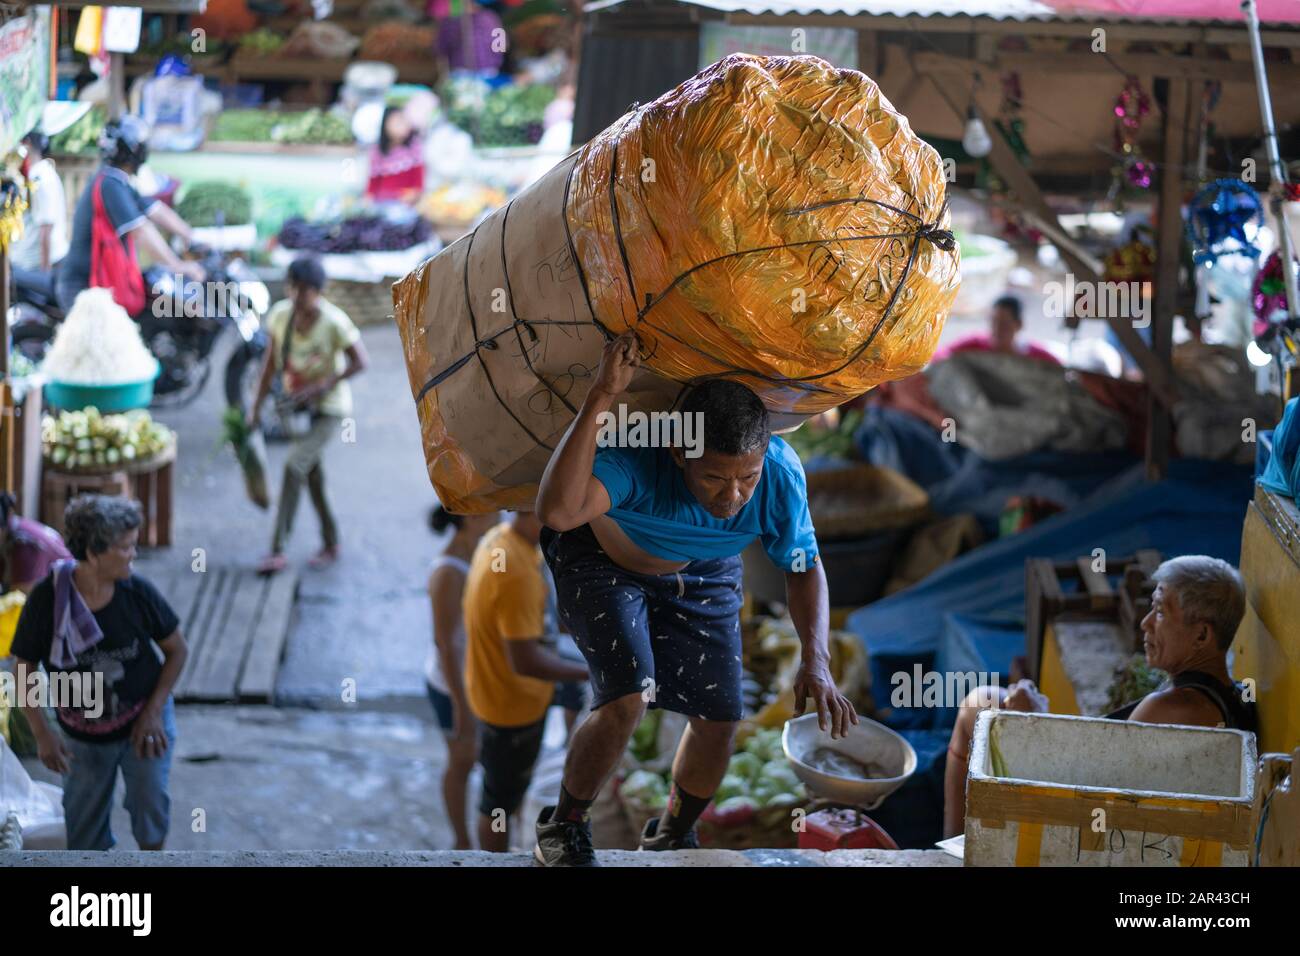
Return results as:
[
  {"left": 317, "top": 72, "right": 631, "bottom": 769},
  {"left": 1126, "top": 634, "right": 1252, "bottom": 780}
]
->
[
  {"left": 42, "top": 288, "right": 157, "bottom": 385},
  {"left": 395, "top": 54, "right": 961, "bottom": 513}
]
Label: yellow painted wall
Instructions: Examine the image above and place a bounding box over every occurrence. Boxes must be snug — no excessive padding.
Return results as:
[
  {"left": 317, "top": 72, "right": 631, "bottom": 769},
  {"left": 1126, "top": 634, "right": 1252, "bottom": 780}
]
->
[
  {"left": 1039, "top": 624, "right": 1081, "bottom": 717},
  {"left": 1230, "top": 491, "right": 1300, "bottom": 754}
]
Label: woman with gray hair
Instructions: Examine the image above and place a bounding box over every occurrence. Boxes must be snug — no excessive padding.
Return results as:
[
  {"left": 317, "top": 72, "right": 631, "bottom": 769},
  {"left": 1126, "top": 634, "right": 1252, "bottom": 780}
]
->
[
  {"left": 10, "top": 494, "right": 189, "bottom": 851},
  {"left": 1105, "top": 554, "right": 1256, "bottom": 731}
]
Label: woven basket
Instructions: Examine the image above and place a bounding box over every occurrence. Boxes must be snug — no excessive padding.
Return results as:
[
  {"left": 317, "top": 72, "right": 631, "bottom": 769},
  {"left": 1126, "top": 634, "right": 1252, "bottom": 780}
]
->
[
  {"left": 324, "top": 278, "right": 396, "bottom": 326},
  {"left": 805, "top": 464, "right": 930, "bottom": 540}
]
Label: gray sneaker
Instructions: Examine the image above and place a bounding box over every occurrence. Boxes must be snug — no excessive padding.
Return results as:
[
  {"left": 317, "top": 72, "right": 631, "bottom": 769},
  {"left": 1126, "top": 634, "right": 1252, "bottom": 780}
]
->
[
  {"left": 638, "top": 816, "right": 700, "bottom": 851},
  {"left": 533, "top": 806, "right": 598, "bottom": 867}
]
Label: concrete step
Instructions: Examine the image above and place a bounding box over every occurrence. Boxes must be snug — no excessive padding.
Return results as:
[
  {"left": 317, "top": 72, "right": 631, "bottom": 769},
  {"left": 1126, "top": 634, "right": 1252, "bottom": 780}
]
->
[{"left": 8, "top": 848, "right": 958, "bottom": 867}]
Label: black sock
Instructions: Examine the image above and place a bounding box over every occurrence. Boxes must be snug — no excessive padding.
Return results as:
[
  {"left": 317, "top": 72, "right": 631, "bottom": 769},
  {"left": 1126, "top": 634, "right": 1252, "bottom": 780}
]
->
[
  {"left": 663, "top": 781, "right": 711, "bottom": 837},
  {"left": 554, "top": 784, "right": 593, "bottom": 824}
]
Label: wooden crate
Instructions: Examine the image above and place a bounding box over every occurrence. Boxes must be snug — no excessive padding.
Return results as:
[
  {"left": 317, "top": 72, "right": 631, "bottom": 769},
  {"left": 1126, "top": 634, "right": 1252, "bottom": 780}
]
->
[
  {"left": 41, "top": 444, "right": 175, "bottom": 548},
  {"left": 1024, "top": 549, "right": 1161, "bottom": 681}
]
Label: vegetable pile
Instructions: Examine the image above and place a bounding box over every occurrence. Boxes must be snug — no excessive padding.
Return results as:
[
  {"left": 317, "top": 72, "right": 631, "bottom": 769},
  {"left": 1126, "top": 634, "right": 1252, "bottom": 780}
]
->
[
  {"left": 783, "top": 408, "right": 862, "bottom": 463},
  {"left": 43, "top": 408, "right": 173, "bottom": 470},
  {"left": 622, "top": 726, "right": 807, "bottom": 814},
  {"left": 443, "top": 79, "right": 555, "bottom": 147},
  {"left": 176, "top": 181, "right": 253, "bottom": 227},
  {"left": 417, "top": 183, "right": 508, "bottom": 225},
  {"left": 272, "top": 109, "right": 353, "bottom": 146},
  {"left": 209, "top": 108, "right": 353, "bottom": 145},
  {"left": 237, "top": 28, "right": 285, "bottom": 56},
  {"left": 359, "top": 23, "right": 436, "bottom": 61},
  {"left": 210, "top": 109, "right": 281, "bottom": 143},
  {"left": 42, "top": 289, "right": 157, "bottom": 385},
  {"left": 49, "top": 108, "right": 106, "bottom": 156},
  {"left": 278, "top": 213, "right": 432, "bottom": 253}
]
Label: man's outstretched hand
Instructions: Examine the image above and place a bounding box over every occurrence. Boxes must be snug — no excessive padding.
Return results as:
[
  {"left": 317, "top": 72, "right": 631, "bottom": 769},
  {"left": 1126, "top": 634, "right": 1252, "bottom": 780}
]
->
[
  {"left": 591, "top": 332, "right": 640, "bottom": 399},
  {"left": 793, "top": 657, "right": 859, "bottom": 739}
]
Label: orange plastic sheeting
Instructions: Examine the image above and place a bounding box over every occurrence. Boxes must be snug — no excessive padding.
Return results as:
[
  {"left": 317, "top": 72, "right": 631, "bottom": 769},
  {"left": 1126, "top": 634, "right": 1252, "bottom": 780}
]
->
[{"left": 567, "top": 54, "right": 961, "bottom": 412}]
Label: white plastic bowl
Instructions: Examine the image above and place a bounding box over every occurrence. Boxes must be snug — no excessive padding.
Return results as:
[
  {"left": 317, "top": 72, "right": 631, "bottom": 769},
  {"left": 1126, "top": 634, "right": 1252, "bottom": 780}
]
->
[{"left": 782, "top": 713, "right": 917, "bottom": 809}]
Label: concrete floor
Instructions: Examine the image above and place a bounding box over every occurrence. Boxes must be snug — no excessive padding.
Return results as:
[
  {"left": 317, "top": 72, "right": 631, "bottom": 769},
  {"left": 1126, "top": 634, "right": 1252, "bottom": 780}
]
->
[
  {"left": 9, "top": 848, "right": 958, "bottom": 867},
  {"left": 142, "top": 321, "right": 443, "bottom": 710}
]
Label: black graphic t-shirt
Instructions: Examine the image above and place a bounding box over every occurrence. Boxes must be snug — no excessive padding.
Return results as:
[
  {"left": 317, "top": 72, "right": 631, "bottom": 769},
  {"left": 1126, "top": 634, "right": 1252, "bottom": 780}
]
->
[{"left": 10, "top": 572, "right": 180, "bottom": 742}]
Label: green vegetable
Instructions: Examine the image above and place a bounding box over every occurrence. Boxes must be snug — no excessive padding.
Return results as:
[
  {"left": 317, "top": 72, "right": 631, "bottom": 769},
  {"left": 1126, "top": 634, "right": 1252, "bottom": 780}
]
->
[
  {"left": 741, "top": 728, "right": 784, "bottom": 763},
  {"left": 726, "top": 752, "right": 762, "bottom": 782},
  {"left": 442, "top": 80, "right": 555, "bottom": 147},
  {"left": 714, "top": 773, "right": 750, "bottom": 803},
  {"left": 714, "top": 796, "right": 759, "bottom": 814},
  {"left": 757, "top": 760, "right": 801, "bottom": 793},
  {"left": 238, "top": 28, "right": 284, "bottom": 55},
  {"left": 50, "top": 108, "right": 107, "bottom": 155},
  {"left": 272, "top": 109, "right": 353, "bottom": 146},
  {"left": 210, "top": 109, "right": 282, "bottom": 143},
  {"left": 177, "top": 181, "right": 253, "bottom": 228},
  {"left": 783, "top": 408, "right": 863, "bottom": 464},
  {"left": 621, "top": 770, "right": 668, "bottom": 809},
  {"left": 629, "top": 711, "right": 662, "bottom": 764}
]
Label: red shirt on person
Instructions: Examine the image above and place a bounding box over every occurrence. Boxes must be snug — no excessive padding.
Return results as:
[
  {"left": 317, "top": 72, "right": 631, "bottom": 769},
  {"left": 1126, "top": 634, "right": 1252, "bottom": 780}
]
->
[{"left": 935, "top": 332, "right": 1061, "bottom": 366}]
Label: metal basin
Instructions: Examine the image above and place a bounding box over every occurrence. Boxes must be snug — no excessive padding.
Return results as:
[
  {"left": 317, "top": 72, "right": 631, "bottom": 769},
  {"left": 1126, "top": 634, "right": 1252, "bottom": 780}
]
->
[{"left": 782, "top": 713, "right": 917, "bottom": 809}]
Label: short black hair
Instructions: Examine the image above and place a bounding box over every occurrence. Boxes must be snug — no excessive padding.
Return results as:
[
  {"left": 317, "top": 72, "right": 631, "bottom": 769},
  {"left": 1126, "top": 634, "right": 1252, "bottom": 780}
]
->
[
  {"left": 993, "top": 295, "right": 1023, "bottom": 323},
  {"left": 681, "top": 379, "right": 770, "bottom": 456},
  {"left": 287, "top": 255, "right": 327, "bottom": 291},
  {"left": 22, "top": 129, "right": 48, "bottom": 156},
  {"left": 428, "top": 504, "right": 462, "bottom": 534}
]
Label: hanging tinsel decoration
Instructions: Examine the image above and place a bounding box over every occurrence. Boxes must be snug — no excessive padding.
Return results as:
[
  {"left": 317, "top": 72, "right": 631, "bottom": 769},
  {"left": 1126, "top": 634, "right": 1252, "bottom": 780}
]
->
[
  {"left": 1251, "top": 251, "right": 1298, "bottom": 335},
  {"left": 1104, "top": 234, "right": 1158, "bottom": 284},
  {"left": 0, "top": 176, "right": 28, "bottom": 254},
  {"left": 1185, "top": 178, "right": 1263, "bottom": 266},
  {"left": 1110, "top": 77, "right": 1153, "bottom": 203}
]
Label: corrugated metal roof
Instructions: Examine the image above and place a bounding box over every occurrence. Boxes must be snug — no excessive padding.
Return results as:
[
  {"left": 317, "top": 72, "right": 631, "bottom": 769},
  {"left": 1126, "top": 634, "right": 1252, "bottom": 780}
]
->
[{"left": 594, "top": 0, "right": 1300, "bottom": 26}]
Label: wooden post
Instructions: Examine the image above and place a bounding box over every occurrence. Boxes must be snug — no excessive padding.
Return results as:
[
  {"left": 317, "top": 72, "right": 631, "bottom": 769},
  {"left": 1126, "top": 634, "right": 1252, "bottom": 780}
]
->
[
  {"left": 1147, "top": 78, "right": 1193, "bottom": 481},
  {"left": 109, "top": 51, "right": 127, "bottom": 120}
]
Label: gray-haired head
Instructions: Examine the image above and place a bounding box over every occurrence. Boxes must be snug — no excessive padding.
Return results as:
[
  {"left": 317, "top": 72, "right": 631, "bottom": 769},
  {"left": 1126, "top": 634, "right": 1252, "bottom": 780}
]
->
[
  {"left": 63, "top": 495, "right": 143, "bottom": 561},
  {"left": 1151, "top": 555, "right": 1245, "bottom": 650}
]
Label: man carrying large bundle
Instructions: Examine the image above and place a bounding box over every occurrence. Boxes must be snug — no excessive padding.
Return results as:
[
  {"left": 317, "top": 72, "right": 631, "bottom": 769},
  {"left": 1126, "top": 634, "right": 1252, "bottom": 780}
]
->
[{"left": 533, "top": 333, "right": 857, "bottom": 866}]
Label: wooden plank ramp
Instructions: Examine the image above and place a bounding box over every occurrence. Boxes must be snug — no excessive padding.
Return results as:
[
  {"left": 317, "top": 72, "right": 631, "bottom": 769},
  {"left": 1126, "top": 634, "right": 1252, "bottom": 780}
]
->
[{"left": 134, "top": 557, "right": 299, "bottom": 704}]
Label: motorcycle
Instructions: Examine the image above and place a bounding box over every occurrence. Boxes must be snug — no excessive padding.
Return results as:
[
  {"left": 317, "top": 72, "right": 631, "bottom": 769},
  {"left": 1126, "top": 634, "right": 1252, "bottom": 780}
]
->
[{"left": 7, "top": 249, "right": 290, "bottom": 438}]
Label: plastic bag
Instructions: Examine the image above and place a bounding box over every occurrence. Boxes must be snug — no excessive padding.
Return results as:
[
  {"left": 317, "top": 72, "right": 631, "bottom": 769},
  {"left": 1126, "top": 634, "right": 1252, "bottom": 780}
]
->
[{"left": 394, "top": 54, "right": 960, "bottom": 513}]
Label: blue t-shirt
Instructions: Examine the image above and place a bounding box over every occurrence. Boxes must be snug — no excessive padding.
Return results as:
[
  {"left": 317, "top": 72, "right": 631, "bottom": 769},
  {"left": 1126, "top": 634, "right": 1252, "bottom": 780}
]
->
[{"left": 590, "top": 435, "right": 819, "bottom": 572}]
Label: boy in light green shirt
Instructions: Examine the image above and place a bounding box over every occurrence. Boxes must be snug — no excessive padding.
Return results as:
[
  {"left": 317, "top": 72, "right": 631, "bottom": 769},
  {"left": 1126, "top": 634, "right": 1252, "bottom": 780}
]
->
[{"left": 252, "top": 256, "right": 369, "bottom": 575}]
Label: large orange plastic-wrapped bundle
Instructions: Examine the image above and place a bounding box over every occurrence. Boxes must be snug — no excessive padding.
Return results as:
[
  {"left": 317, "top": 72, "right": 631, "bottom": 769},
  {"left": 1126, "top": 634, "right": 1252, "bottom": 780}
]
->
[{"left": 394, "top": 54, "right": 960, "bottom": 514}]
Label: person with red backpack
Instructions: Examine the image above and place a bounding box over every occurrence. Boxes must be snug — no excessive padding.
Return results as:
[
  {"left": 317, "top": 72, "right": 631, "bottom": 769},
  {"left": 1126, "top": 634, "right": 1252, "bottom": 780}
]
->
[{"left": 55, "top": 116, "right": 204, "bottom": 315}]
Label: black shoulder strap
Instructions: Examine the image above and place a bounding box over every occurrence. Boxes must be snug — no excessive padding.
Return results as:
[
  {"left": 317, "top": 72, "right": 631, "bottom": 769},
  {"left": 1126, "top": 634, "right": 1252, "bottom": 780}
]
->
[{"left": 1170, "top": 671, "right": 1246, "bottom": 729}]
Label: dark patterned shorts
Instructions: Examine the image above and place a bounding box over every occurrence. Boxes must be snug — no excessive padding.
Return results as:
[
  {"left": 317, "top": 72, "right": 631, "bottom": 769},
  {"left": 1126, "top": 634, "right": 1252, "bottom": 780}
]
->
[{"left": 540, "top": 523, "right": 745, "bottom": 722}]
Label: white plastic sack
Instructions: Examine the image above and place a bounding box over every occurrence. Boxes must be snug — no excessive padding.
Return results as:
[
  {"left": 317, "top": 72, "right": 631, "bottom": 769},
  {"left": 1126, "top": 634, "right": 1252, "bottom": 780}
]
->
[
  {"left": 1, "top": 737, "right": 66, "bottom": 849},
  {"left": 926, "top": 351, "right": 1128, "bottom": 460}
]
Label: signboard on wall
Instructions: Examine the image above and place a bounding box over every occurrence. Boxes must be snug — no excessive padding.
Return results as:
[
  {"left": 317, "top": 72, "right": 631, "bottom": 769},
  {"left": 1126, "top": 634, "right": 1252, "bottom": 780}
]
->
[
  {"left": 699, "top": 22, "right": 857, "bottom": 71},
  {"left": 0, "top": 5, "right": 52, "bottom": 156}
]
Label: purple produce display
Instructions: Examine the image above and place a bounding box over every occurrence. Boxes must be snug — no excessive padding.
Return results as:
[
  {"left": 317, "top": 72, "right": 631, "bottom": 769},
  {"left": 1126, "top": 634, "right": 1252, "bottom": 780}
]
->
[{"left": 278, "top": 214, "right": 433, "bottom": 254}]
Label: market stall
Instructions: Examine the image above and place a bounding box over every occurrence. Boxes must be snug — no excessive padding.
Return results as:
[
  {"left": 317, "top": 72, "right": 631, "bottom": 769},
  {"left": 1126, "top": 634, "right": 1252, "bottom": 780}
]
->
[{"left": 42, "top": 0, "right": 578, "bottom": 293}]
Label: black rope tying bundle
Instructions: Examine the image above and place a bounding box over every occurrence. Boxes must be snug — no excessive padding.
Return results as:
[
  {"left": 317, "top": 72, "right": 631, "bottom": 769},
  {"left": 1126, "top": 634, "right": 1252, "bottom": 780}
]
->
[{"left": 412, "top": 102, "right": 957, "bottom": 443}]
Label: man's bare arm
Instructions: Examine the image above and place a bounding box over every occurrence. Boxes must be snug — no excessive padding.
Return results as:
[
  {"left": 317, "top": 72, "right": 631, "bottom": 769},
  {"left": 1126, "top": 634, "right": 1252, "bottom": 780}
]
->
[
  {"left": 505, "top": 639, "right": 589, "bottom": 683},
  {"left": 535, "top": 334, "right": 637, "bottom": 530}
]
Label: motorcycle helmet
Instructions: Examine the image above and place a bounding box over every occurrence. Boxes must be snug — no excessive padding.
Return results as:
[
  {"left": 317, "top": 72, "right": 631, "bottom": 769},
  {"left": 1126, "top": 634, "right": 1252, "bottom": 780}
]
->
[{"left": 98, "top": 115, "right": 152, "bottom": 169}]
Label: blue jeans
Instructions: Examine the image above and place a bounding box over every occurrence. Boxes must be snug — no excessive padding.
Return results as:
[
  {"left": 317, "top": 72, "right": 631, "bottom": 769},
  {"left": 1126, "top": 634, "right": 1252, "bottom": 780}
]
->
[{"left": 61, "top": 696, "right": 177, "bottom": 850}]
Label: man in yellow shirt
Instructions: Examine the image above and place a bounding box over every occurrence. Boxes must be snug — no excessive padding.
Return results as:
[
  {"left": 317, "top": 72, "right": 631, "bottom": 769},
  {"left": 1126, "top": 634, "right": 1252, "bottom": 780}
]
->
[{"left": 463, "top": 511, "right": 588, "bottom": 852}]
